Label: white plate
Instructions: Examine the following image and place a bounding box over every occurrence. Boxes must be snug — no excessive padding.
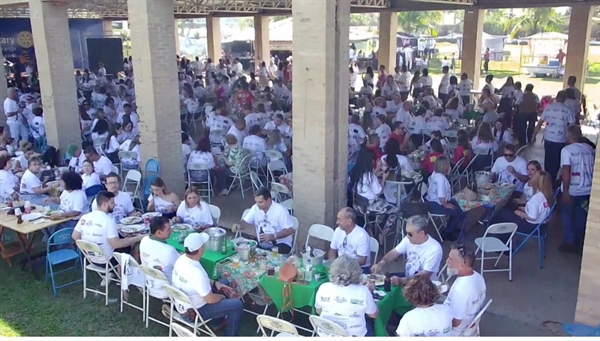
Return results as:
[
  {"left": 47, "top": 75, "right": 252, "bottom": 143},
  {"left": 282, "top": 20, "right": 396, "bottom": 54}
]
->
[
  {"left": 22, "top": 212, "right": 44, "bottom": 222},
  {"left": 120, "top": 216, "right": 142, "bottom": 225},
  {"left": 45, "top": 209, "right": 64, "bottom": 216},
  {"left": 172, "top": 224, "right": 193, "bottom": 231},
  {"left": 361, "top": 274, "right": 386, "bottom": 286},
  {"left": 142, "top": 212, "right": 162, "bottom": 220},
  {"left": 119, "top": 224, "right": 146, "bottom": 234}
]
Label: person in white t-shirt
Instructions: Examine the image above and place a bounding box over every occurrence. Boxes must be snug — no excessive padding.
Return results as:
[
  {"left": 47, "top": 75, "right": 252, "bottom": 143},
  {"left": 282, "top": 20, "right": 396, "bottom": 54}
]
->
[
  {"left": 67, "top": 145, "right": 87, "bottom": 173},
  {"left": 242, "top": 125, "right": 268, "bottom": 167},
  {"left": 372, "top": 215, "right": 443, "bottom": 283},
  {"left": 81, "top": 161, "right": 101, "bottom": 192},
  {"left": 512, "top": 160, "right": 542, "bottom": 208},
  {"left": 559, "top": 125, "right": 596, "bottom": 253},
  {"left": 139, "top": 216, "right": 180, "bottom": 299},
  {"left": 0, "top": 155, "right": 20, "bottom": 202},
  {"left": 395, "top": 100, "right": 413, "bottom": 125},
  {"left": 187, "top": 137, "right": 217, "bottom": 183},
  {"left": 84, "top": 146, "right": 114, "bottom": 179},
  {"left": 396, "top": 276, "right": 453, "bottom": 337},
  {"left": 444, "top": 244, "right": 487, "bottom": 336},
  {"left": 491, "top": 144, "right": 529, "bottom": 194},
  {"left": 29, "top": 106, "right": 45, "bottom": 147},
  {"left": 19, "top": 157, "right": 59, "bottom": 205},
  {"left": 91, "top": 173, "right": 139, "bottom": 223},
  {"left": 315, "top": 255, "right": 379, "bottom": 336},
  {"left": 532, "top": 90, "right": 575, "bottom": 181},
  {"left": 227, "top": 118, "right": 247, "bottom": 148},
  {"left": 397, "top": 65, "right": 412, "bottom": 101},
  {"left": 263, "top": 113, "right": 291, "bottom": 136},
  {"left": 4, "top": 87, "right": 29, "bottom": 143},
  {"left": 329, "top": 207, "right": 371, "bottom": 268},
  {"left": 458, "top": 73, "right": 473, "bottom": 106},
  {"left": 171, "top": 233, "right": 243, "bottom": 336},
  {"left": 374, "top": 115, "right": 391, "bottom": 149},
  {"left": 232, "top": 187, "right": 296, "bottom": 254},
  {"left": 173, "top": 187, "right": 215, "bottom": 229},
  {"left": 348, "top": 114, "right": 366, "bottom": 147},
  {"left": 42, "top": 171, "right": 89, "bottom": 237}
]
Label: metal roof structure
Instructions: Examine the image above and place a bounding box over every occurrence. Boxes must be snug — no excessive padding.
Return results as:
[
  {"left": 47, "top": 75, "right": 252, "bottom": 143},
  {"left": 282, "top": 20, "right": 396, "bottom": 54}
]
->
[{"left": 0, "top": 0, "right": 598, "bottom": 19}]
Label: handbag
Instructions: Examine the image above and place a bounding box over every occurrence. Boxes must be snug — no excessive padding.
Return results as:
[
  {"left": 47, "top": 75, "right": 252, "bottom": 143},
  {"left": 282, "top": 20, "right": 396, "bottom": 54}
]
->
[{"left": 278, "top": 262, "right": 298, "bottom": 316}]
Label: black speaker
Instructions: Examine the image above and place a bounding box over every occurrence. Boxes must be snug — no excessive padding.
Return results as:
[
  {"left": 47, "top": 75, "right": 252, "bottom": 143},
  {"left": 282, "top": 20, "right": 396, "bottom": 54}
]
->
[{"left": 86, "top": 38, "right": 124, "bottom": 75}]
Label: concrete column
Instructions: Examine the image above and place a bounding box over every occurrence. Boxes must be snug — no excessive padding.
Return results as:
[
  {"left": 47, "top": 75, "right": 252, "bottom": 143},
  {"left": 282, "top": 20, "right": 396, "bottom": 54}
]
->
[
  {"left": 563, "top": 5, "right": 593, "bottom": 91},
  {"left": 254, "top": 15, "right": 270, "bottom": 67},
  {"left": 378, "top": 11, "right": 398, "bottom": 72},
  {"left": 174, "top": 19, "right": 180, "bottom": 55},
  {"left": 103, "top": 20, "right": 113, "bottom": 36},
  {"left": 206, "top": 16, "right": 221, "bottom": 62},
  {"left": 292, "top": 0, "right": 349, "bottom": 241},
  {"left": 0, "top": 42, "right": 7, "bottom": 131},
  {"left": 461, "top": 9, "right": 485, "bottom": 90},
  {"left": 28, "top": 0, "right": 80, "bottom": 157},
  {"left": 127, "top": 0, "right": 185, "bottom": 194}
]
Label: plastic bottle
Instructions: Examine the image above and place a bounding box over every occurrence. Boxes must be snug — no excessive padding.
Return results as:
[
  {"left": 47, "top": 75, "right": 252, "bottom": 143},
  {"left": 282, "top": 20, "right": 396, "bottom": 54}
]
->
[{"left": 15, "top": 208, "right": 23, "bottom": 224}]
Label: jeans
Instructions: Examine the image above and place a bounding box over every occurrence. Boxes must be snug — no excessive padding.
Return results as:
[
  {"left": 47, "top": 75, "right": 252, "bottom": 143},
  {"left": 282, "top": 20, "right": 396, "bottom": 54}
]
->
[
  {"left": 515, "top": 113, "right": 537, "bottom": 145},
  {"left": 428, "top": 199, "right": 466, "bottom": 233},
  {"left": 560, "top": 194, "right": 590, "bottom": 245},
  {"left": 400, "top": 91, "right": 409, "bottom": 102},
  {"left": 439, "top": 93, "right": 448, "bottom": 107},
  {"left": 483, "top": 60, "right": 489, "bottom": 73},
  {"left": 543, "top": 140, "right": 566, "bottom": 182},
  {"left": 7, "top": 121, "right": 29, "bottom": 143},
  {"left": 461, "top": 95, "right": 470, "bottom": 106},
  {"left": 215, "top": 168, "right": 232, "bottom": 192},
  {"left": 196, "top": 294, "right": 243, "bottom": 336},
  {"left": 494, "top": 208, "right": 539, "bottom": 244}
]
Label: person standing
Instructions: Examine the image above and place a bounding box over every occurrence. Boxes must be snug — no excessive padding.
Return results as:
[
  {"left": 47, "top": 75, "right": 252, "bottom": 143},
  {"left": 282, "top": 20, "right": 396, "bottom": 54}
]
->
[
  {"left": 556, "top": 49, "right": 566, "bottom": 66},
  {"left": 3, "top": 87, "right": 29, "bottom": 143},
  {"left": 483, "top": 48, "right": 491, "bottom": 75}
]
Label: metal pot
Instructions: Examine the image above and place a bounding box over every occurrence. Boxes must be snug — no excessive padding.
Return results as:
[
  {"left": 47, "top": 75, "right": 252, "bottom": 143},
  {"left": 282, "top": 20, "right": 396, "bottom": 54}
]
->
[
  {"left": 302, "top": 249, "right": 325, "bottom": 266},
  {"left": 475, "top": 171, "right": 492, "bottom": 189},
  {"left": 205, "top": 227, "right": 226, "bottom": 252},
  {"left": 235, "top": 240, "right": 257, "bottom": 261}
]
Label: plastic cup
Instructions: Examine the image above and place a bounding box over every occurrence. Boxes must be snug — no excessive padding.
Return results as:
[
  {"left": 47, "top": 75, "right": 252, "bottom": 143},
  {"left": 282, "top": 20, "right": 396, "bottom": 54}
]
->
[{"left": 272, "top": 246, "right": 279, "bottom": 258}]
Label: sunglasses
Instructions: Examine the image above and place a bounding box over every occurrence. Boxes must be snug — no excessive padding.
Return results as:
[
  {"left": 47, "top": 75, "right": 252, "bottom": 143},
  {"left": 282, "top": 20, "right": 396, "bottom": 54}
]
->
[{"left": 504, "top": 154, "right": 515, "bottom": 157}]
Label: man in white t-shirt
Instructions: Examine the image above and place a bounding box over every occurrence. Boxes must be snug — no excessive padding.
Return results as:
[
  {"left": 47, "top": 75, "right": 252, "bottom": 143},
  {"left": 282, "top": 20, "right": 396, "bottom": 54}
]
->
[
  {"left": 438, "top": 66, "right": 451, "bottom": 106},
  {"left": 242, "top": 125, "right": 267, "bottom": 166},
  {"left": 371, "top": 215, "right": 442, "bottom": 284},
  {"left": 263, "top": 113, "right": 291, "bottom": 136},
  {"left": 491, "top": 144, "right": 528, "bottom": 195},
  {"left": 348, "top": 114, "right": 366, "bottom": 147},
  {"left": 233, "top": 187, "right": 296, "bottom": 254},
  {"left": 559, "top": 125, "right": 596, "bottom": 253},
  {"left": 0, "top": 155, "right": 20, "bottom": 202},
  {"left": 84, "top": 146, "right": 114, "bottom": 178},
  {"left": 3, "top": 87, "right": 29, "bottom": 143},
  {"left": 171, "top": 232, "right": 243, "bottom": 336},
  {"left": 227, "top": 118, "right": 247, "bottom": 147},
  {"left": 329, "top": 207, "right": 371, "bottom": 268},
  {"left": 444, "top": 244, "right": 487, "bottom": 336},
  {"left": 91, "top": 172, "right": 139, "bottom": 223},
  {"left": 533, "top": 90, "right": 575, "bottom": 181},
  {"left": 67, "top": 144, "right": 87, "bottom": 173}
]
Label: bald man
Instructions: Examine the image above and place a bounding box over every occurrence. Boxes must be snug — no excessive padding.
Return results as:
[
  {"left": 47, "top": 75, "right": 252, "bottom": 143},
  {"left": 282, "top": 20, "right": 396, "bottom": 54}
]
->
[{"left": 329, "top": 207, "right": 371, "bottom": 270}]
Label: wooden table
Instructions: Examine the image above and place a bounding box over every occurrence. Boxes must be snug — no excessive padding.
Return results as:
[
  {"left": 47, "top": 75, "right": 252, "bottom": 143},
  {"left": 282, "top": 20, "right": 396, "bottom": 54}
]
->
[{"left": 0, "top": 208, "right": 74, "bottom": 279}]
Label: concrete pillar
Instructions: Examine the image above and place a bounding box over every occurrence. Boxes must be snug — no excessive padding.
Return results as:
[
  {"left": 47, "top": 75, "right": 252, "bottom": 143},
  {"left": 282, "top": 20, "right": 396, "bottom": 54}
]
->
[
  {"left": 461, "top": 9, "right": 485, "bottom": 90},
  {"left": 378, "top": 11, "right": 398, "bottom": 72},
  {"left": 0, "top": 42, "right": 7, "bottom": 131},
  {"left": 28, "top": 0, "right": 80, "bottom": 157},
  {"left": 103, "top": 20, "right": 113, "bottom": 36},
  {"left": 563, "top": 5, "right": 593, "bottom": 92},
  {"left": 127, "top": 0, "right": 185, "bottom": 194},
  {"left": 254, "top": 15, "right": 270, "bottom": 67},
  {"left": 206, "top": 16, "right": 221, "bottom": 62},
  {"left": 292, "top": 0, "right": 349, "bottom": 241},
  {"left": 174, "top": 19, "right": 180, "bottom": 55}
]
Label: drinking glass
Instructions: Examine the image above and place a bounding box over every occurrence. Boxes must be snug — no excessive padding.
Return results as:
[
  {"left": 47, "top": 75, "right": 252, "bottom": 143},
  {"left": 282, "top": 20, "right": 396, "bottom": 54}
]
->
[{"left": 272, "top": 246, "right": 279, "bottom": 258}]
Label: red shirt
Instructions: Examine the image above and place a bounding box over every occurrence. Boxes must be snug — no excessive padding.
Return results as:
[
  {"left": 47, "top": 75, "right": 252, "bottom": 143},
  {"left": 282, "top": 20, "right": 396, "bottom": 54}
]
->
[
  {"left": 422, "top": 151, "right": 444, "bottom": 174},
  {"left": 367, "top": 145, "right": 383, "bottom": 160},
  {"left": 389, "top": 132, "right": 405, "bottom": 145},
  {"left": 453, "top": 146, "right": 472, "bottom": 165}
]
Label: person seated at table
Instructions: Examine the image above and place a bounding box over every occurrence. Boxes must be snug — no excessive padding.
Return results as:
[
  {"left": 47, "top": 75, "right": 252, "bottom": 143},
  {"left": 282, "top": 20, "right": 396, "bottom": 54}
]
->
[
  {"left": 315, "top": 255, "right": 379, "bottom": 337},
  {"left": 470, "top": 122, "right": 497, "bottom": 172},
  {"left": 491, "top": 144, "right": 528, "bottom": 197},
  {"left": 227, "top": 118, "right": 247, "bottom": 148},
  {"left": 118, "top": 134, "right": 141, "bottom": 170},
  {"left": 365, "top": 134, "right": 383, "bottom": 161},
  {"left": 81, "top": 159, "right": 101, "bottom": 190},
  {"left": 214, "top": 134, "right": 245, "bottom": 196},
  {"left": 67, "top": 144, "right": 88, "bottom": 173},
  {"left": 19, "top": 157, "right": 59, "bottom": 205},
  {"left": 172, "top": 187, "right": 214, "bottom": 231},
  {"left": 453, "top": 130, "right": 472, "bottom": 167},
  {"left": 243, "top": 125, "right": 268, "bottom": 168},
  {"left": 444, "top": 244, "right": 487, "bottom": 336},
  {"left": 374, "top": 115, "right": 391, "bottom": 149},
  {"left": 349, "top": 114, "right": 367, "bottom": 147},
  {"left": 378, "top": 138, "right": 413, "bottom": 176},
  {"left": 427, "top": 156, "right": 465, "bottom": 241},
  {"left": 147, "top": 177, "right": 181, "bottom": 219},
  {"left": 372, "top": 215, "right": 442, "bottom": 283},
  {"left": 511, "top": 160, "right": 542, "bottom": 208},
  {"left": 73, "top": 191, "right": 144, "bottom": 285},
  {"left": 481, "top": 99, "right": 499, "bottom": 125},
  {"left": 421, "top": 139, "right": 445, "bottom": 176},
  {"left": 187, "top": 137, "right": 217, "bottom": 185},
  {"left": 381, "top": 75, "right": 399, "bottom": 99},
  {"left": 84, "top": 146, "right": 114, "bottom": 179},
  {"left": 92, "top": 172, "right": 139, "bottom": 223},
  {"left": 426, "top": 108, "right": 450, "bottom": 132},
  {"left": 232, "top": 187, "right": 296, "bottom": 255},
  {"left": 0, "top": 155, "right": 20, "bottom": 202},
  {"left": 139, "top": 216, "right": 180, "bottom": 297},
  {"left": 388, "top": 122, "right": 411, "bottom": 152},
  {"left": 408, "top": 106, "right": 428, "bottom": 147},
  {"left": 395, "top": 100, "right": 413, "bottom": 126},
  {"left": 329, "top": 207, "right": 371, "bottom": 270},
  {"left": 266, "top": 129, "right": 290, "bottom": 160},
  {"left": 371, "top": 97, "right": 386, "bottom": 121},
  {"left": 14, "top": 143, "right": 34, "bottom": 172},
  {"left": 444, "top": 96, "right": 464, "bottom": 121},
  {"left": 44, "top": 171, "right": 88, "bottom": 220},
  {"left": 386, "top": 93, "right": 403, "bottom": 114},
  {"left": 422, "top": 87, "right": 440, "bottom": 110},
  {"left": 396, "top": 276, "right": 453, "bottom": 337},
  {"left": 493, "top": 119, "right": 513, "bottom": 152},
  {"left": 425, "top": 130, "right": 449, "bottom": 152},
  {"left": 263, "top": 113, "right": 290, "bottom": 136}
]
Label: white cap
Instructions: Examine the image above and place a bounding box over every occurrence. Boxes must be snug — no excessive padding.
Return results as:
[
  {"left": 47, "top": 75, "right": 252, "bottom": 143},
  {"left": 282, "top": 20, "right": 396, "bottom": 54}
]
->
[{"left": 184, "top": 232, "right": 209, "bottom": 252}]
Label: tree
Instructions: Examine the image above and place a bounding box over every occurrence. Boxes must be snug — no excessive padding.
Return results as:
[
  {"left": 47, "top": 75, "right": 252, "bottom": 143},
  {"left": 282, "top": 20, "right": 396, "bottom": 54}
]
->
[
  {"left": 178, "top": 19, "right": 205, "bottom": 38},
  {"left": 483, "top": 9, "right": 508, "bottom": 36},
  {"left": 504, "top": 8, "right": 565, "bottom": 38},
  {"left": 397, "top": 11, "right": 442, "bottom": 36},
  {"left": 350, "top": 13, "right": 378, "bottom": 26}
]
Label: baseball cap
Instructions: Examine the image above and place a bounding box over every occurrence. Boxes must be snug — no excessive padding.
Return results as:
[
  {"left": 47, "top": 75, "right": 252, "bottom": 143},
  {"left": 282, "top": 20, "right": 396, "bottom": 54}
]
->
[{"left": 184, "top": 232, "right": 209, "bottom": 252}]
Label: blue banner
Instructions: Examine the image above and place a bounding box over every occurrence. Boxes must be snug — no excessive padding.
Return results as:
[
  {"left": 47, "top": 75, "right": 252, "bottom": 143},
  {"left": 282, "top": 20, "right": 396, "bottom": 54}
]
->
[{"left": 0, "top": 18, "right": 105, "bottom": 70}]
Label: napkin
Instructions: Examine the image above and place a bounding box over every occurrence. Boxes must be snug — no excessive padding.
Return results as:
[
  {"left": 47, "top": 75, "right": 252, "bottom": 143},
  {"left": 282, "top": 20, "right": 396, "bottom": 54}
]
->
[{"left": 34, "top": 219, "right": 50, "bottom": 224}]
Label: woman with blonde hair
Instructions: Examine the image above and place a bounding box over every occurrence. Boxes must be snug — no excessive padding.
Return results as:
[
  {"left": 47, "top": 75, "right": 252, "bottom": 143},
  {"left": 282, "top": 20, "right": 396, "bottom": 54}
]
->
[
  {"left": 172, "top": 187, "right": 214, "bottom": 230},
  {"left": 266, "top": 129, "right": 289, "bottom": 158}
]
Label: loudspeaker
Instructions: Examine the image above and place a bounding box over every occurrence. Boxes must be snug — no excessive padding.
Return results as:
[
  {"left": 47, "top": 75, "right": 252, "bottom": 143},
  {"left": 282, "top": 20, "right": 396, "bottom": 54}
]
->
[{"left": 86, "top": 37, "right": 123, "bottom": 75}]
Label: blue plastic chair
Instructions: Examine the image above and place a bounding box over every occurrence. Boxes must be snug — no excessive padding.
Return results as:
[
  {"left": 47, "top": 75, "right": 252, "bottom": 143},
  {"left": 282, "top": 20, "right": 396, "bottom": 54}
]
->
[
  {"left": 85, "top": 184, "right": 104, "bottom": 198},
  {"left": 563, "top": 323, "right": 600, "bottom": 336},
  {"left": 142, "top": 174, "right": 158, "bottom": 209},
  {"left": 45, "top": 228, "right": 83, "bottom": 296},
  {"left": 144, "top": 158, "right": 161, "bottom": 176},
  {"left": 513, "top": 202, "right": 556, "bottom": 269}
]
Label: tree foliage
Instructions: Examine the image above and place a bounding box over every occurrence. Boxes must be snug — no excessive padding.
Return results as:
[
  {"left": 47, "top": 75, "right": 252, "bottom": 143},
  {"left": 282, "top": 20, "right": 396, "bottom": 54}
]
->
[
  {"left": 397, "top": 11, "right": 443, "bottom": 36},
  {"left": 503, "top": 8, "right": 565, "bottom": 38}
]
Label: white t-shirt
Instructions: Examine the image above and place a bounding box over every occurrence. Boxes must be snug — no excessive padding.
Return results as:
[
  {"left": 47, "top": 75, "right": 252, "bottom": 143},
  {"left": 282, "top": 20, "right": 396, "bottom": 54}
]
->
[
  {"left": 59, "top": 189, "right": 88, "bottom": 214},
  {"left": 171, "top": 255, "right": 212, "bottom": 311},
  {"left": 209, "top": 115, "right": 234, "bottom": 134},
  {"left": 396, "top": 304, "right": 453, "bottom": 337},
  {"left": 0, "top": 169, "right": 18, "bottom": 201},
  {"left": 188, "top": 151, "right": 215, "bottom": 169},
  {"left": 315, "top": 283, "right": 378, "bottom": 337},
  {"left": 540, "top": 102, "right": 575, "bottom": 143},
  {"left": 355, "top": 172, "right": 382, "bottom": 202},
  {"left": 69, "top": 153, "right": 87, "bottom": 173},
  {"left": 493, "top": 128, "right": 513, "bottom": 145},
  {"left": 82, "top": 172, "right": 101, "bottom": 190},
  {"left": 330, "top": 225, "right": 371, "bottom": 266},
  {"left": 227, "top": 126, "right": 247, "bottom": 146},
  {"left": 348, "top": 123, "right": 366, "bottom": 146},
  {"left": 176, "top": 201, "right": 214, "bottom": 226},
  {"left": 445, "top": 271, "right": 487, "bottom": 336},
  {"left": 242, "top": 202, "right": 295, "bottom": 247},
  {"left": 20, "top": 169, "right": 42, "bottom": 194},
  {"left": 139, "top": 236, "right": 180, "bottom": 298},
  {"left": 30, "top": 116, "right": 45, "bottom": 138},
  {"left": 470, "top": 137, "right": 498, "bottom": 153},
  {"left": 398, "top": 72, "right": 412, "bottom": 92},
  {"left": 264, "top": 121, "right": 291, "bottom": 136},
  {"left": 244, "top": 113, "right": 261, "bottom": 129},
  {"left": 375, "top": 124, "right": 391, "bottom": 149},
  {"left": 243, "top": 135, "right": 267, "bottom": 163},
  {"left": 523, "top": 182, "right": 534, "bottom": 200},
  {"left": 3, "top": 97, "right": 20, "bottom": 123},
  {"left": 525, "top": 192, "right": 551, "bottom": 224},
  {"left": 426, "top": 172, "right": 452, "bottom": 205},
  {"left": 439, "top": 73, "right": 450, "bottom": 94},
  {"left": 74, "top": 210, "right": 119, "bottom": 263},
  {"left": 426, "top": 116, "right": 450, "bottom": 132},
  {"left": 458, "top": 79, "right": 473, "bottom": 97},
  {"left": 92, "top": 191, "right": 134, "bottom": 223},
  {"left": 491, "top": 156, "right": 528, "bottom": 192},
  {"left": 395, "top": 109, "right": 413, "bottom": 125},
  {"left": 16, "top": 153, "right": 28, "bottom": 170},
  {"left": 394, "top": 236, "right": 443, "bottom": 280},
  {"left": 94, "top": 156, "right": 114, "bottom": 176},
  {"left": 560, "top": 142, "right": 595, "bottom": 196},
  {"left": 409, "top": 115, "right": 427, "bottom": 134}
]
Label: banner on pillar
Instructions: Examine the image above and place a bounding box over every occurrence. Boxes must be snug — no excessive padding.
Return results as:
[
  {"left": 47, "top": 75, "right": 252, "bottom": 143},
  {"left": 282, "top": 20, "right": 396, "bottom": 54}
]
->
[{"left": 0, "top": 18, "right": 105, "bottom": 71}]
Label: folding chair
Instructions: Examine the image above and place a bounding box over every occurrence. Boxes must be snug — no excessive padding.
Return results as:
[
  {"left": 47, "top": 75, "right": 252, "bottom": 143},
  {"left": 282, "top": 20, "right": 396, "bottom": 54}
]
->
[
  {"left": 234, "top": 209, "right": 250, "bottom": 239},
  {"left": 460, "top": 299, "right": 493, "bottom": 336},
  {"left": 111, "top": 165, "right": 120, "bottom": 175},
  {"left": 309, "top": 315, "right": 348, "bottom": 337},
  {"left": 513, "top": 202, "right": 556, "bottom": 269},
  {"left": 265, "top": 149, "right": 284, "bottom": 161},
  {"left": 428, "top": 211, "right": 447, "bottom": 243},
  {"left": 118, "top": 151, "right": 140, "bottom": 175},
  {"left": 163, "top": 284, "right": 216, "bottom": 337},
  {"left": 122, "top": 169, "right": 142, "bottom": 206},
  {"left": 289, "top": 216, "right": 300, "bottom": 255},
  {"left": 270, "top": 182, "right": 293, "bottom": 214},
  {"left": 75, "top": 240, "right": 121, "bottom": 305},
  {"left": 208, "top": 129, "right": 225, "bottom": 148},
  {"left": 516, "top": 144, "right": 528, "bottom": 157},
  {"left": 449, "top": 157, "right": 466, "bottom": 193},
  {"left": 45, "top": 228, "right": 82, "bottom": 296},
  {"left": 208, "top": 204, "right": 221, "bottom": 225},
  {"left": 304, "top": 224, "right": 335, "bottom": 249},
  {"left": 140, "top": 265, "right": 171, "bottom": 329},
  {"left": 249, "top": 170, "right": 264, "bottom": 194},
  {"left": 256, "top": 314, "right": 300, "bottom": 337},
  {"left": 267, "top": 159, "right": 288, "bottom": 184},
  {"left": 171, "top": 322, "right": 198, "bottom": 337},
  {"left": 474, "top": 223, "right": 518, "bottom": 281},
  {"left": 187, "top": 162, "right": 213, "bottom": 203},
  {"left": 227, "top": 154, "right": 253, "bottom": 198},
  {"left": 145, "top": 158, "right": 161, "bottom": 176},
  {"left": 113, "top": 252, "right": 146, "bottom": 321},
  {"left": 369, "top": 237, "right": 380, "bottom": 264}
]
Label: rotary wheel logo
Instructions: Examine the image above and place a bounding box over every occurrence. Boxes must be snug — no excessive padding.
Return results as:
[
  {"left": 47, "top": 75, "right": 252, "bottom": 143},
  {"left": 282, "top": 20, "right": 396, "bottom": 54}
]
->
[{"left": 17, "top": 31, "right": 34, "bottom": 48}]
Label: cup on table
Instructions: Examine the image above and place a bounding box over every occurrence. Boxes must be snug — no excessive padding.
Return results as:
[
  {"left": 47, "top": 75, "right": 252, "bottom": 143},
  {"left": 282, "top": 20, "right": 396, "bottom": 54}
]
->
[
  {"left": 24, "top": 201, "right": 31, "bottom": 214},
  {"left": 259, "top": 259, "right": 267, "bottom": 271},
  {"left": 272, "top": 246, "right": 279, "bottom": 258},
  {"left": 232, "top": 257, "right": 240, "bottom": 266}
]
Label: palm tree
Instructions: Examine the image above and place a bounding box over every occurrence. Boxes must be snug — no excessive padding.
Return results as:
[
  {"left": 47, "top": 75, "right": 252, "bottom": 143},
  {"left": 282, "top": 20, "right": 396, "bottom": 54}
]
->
[
  {"left": 504, "top": 8, "right": 565, "bottom": 39},
  {"left": 397, "top": 11, "right": 442, "bottom": 36}
]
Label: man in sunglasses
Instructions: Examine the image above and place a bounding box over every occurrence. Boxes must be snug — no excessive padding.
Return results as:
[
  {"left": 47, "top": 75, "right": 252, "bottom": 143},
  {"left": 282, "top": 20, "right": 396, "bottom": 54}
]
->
[
  {"left": 444, "top": 244, "right": 487, "bottom": 336},
  {"left": 491, "top": 144, "right": 529, "bottom": 197}
]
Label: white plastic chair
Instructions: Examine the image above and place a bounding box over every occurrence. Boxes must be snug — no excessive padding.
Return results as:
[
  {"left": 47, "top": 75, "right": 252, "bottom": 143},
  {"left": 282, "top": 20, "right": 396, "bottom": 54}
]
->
[
  {"left": 208, "top": 128, "right": 225, "bottom": 147},
  {"left": 75, "top": 240, "right": 121, "bottom": 306},
  {"left": 516, "top": 144, "right": 528, "bottom": 157},
  {"left": 369, "top": 237, "right": 380, "bottom": 264},
  {"left": 187, "top": 162, "right": 213, "bottom": 203},
  {"left": 171, "top": 322, "right": 198, "bottom": 337},
  {"left": 265, "top": 149, "right": 284, "bottom": 161},
  {"left": 113, "top": 252, "right": 145, "bottom": 320},
  {"left": 475, "top": 223, "right": 518, "bottom": 281},
  {"left": 208, "top": 204, "right": 221, "bottom": 225},
  {"left": 139, "top": 265, "right": 171, "bottom": 329},
  {"left": 256, "top": 314, "right": 300, "bottom": 337},
  {"left": 427, "top": 211, "right": 447, "bottom": 242},
  {"left": 122, "top": 169, "right": 142, "bottom": 205},
  {"left": 234, "top": 209, "right": 251, "bottom": 239},
  {"left": 270, "top": 182, "right": 294, "bottom": 214},
  {"left": 290, "top": 216, "right": 300, "bottom": 255},
  {"left": 163, "top": 284, "right": 216, "bottom": 337},
  {"left": 304, "top": 224, "right": 335, "bottom": 249},
  {"left": 267, "top": 159, "right": 288, "bottom": 184},
  {"left": 118, "top": 150, "right": 139, "bottom": 174},
  {"left": 309, "top": 315, "right": 348, "bottom": 336},
  {"left": 250, "top": 170, "right": 264, "bottom": 194},
  {"left": 460, "top": 299, "right": 493, "bottom": 336},
  {"left": 111, "top": 164, "right": 120, "bottom": 175},
  {"left": 227, "top": 153, "right": 253, "bottom": 198}
]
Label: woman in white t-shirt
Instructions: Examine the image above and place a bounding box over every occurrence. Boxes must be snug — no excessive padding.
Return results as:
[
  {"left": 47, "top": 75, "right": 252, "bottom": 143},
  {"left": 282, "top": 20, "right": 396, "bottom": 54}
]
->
[
  {"left": 81, "top": 160, "right": 101, "bottom": 190},
  {"left": 458, "top": 73, "right": 473, "bottom": 106},
  {"left": 258, "top": 61, "right": 269, "bottom": 88},
  {"left": 187, "top": 137, "right": 217, "bottom": 183},
  {"left": 147, "top": 177, "right": 181, "bottom": 219},
  {"left": 173, "top": 187, "right": 215, "bottom": 230},
  {"left": 315, "top": 255, "right": 379, "bottom": 336},
  {"left": 19, "top": 157, "right": 58, "bottom": 205},
  {"left": 470, "top": 122, "right": 497, "bottom": 172},
  {"left": 119, "top": 135, "right": 141, "bottom": 170},
  {"left": 43, "top": 171, "right": 89, "bottom": 232},
  {"left": 444, "top": 96, "right": 464, "bottom": 121},
  {"left": 396, "top": 276, "right": 453, "bottom": 337}
]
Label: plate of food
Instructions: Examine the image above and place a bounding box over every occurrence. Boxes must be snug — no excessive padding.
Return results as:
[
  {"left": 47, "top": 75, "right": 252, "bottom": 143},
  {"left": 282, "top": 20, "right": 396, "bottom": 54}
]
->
[
  {"left": 120, "top": 216, "right": 143, "bottom": 225},
  {"left": 172, "top": 223, "right": 193, "bottom": 232},
  {"left": 361, "top": 274, "right": 386, "bottom": 286},
  {"left": 142, "top": 212, "right": 162, "bottom": 220},
  {"left": 45, "top": 209, "right": 64, "bottom": 216},
  {"left": 119, "top": 224, "right": 146, "bottom": 234}
]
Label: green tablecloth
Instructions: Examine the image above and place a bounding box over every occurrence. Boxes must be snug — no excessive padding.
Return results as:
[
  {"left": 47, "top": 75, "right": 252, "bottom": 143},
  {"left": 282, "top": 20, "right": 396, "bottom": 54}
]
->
[
  {"left": 374, "top": 285, "right": 413, "bottom": 336},
  {"left": 258, "top": 270, "right": 328, "bottom": 313},
  {"left": 464, "top": 110, "right": 481, "bottom": 121},
  {"left": 166, "top": 231, "right": 236, "bottom": 279}
]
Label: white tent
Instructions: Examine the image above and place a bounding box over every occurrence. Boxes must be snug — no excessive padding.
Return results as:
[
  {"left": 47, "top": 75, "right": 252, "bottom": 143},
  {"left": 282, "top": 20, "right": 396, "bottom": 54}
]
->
[{"left": 436, "top": 32, "right": 507, "bottom": 59}]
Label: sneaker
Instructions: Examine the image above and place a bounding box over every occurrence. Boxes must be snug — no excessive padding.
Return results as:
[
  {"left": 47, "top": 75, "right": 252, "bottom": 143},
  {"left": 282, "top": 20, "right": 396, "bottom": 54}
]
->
[
  {"left": 100, "top": 272, "right": 115, "bottom": 287},
  {"left": 161, "top": 304, "right": 171, "bottom": 319}
]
